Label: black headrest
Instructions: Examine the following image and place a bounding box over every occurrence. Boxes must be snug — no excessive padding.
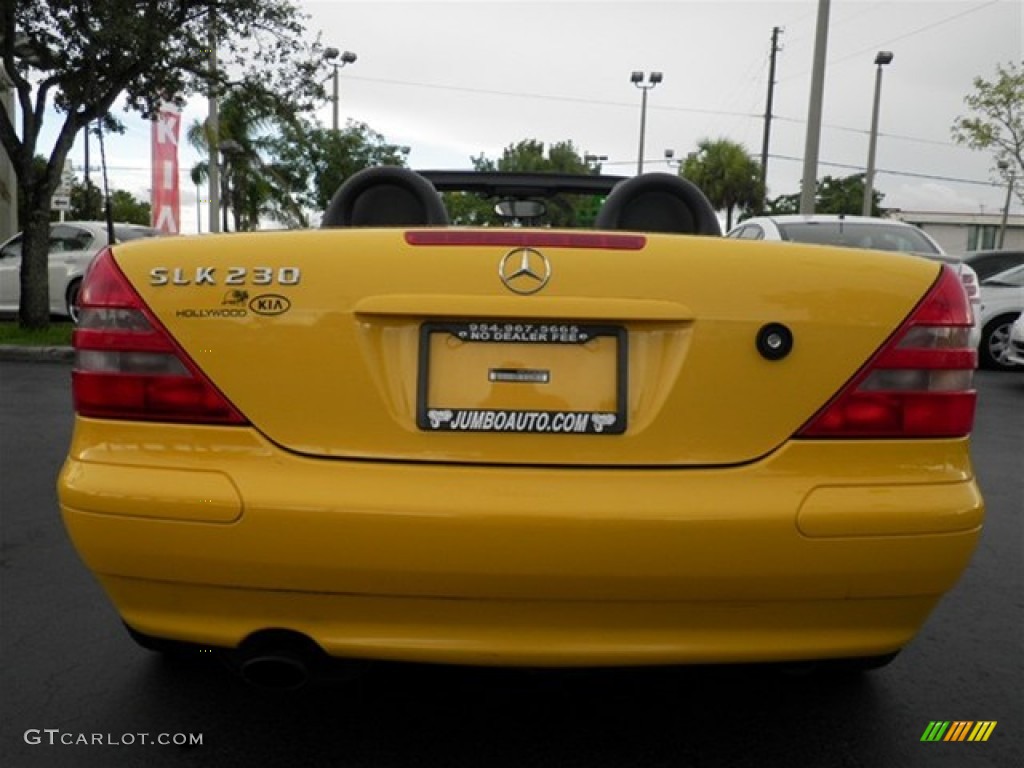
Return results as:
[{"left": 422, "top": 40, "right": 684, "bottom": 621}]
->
[
  {"left": 321, "top": 166, "right": 449, "bottom": 228},
  {"left": 594, "top": 173, "right": 721, "bottom": 236}
]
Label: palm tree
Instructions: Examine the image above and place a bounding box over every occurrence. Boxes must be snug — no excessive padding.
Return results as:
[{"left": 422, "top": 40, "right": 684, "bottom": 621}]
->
[
  {"left": 187, "top": 88, "right": 304, "bottom": 230},
  {"left": 680, "top": 138, "right": 765, "bottom": 230}
]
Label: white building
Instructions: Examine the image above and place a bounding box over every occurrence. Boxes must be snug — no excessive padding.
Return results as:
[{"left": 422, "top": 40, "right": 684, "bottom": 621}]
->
[{"left": 889, "top": 210, "right": 1024, "bottom": 255}]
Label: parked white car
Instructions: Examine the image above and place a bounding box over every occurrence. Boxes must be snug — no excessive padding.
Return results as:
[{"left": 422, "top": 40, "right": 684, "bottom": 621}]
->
[
  {"left": 978, "top": 264, "right": 1024, "bottom": 370},
  {"left": 963, "top": 249, "right": 1024, "bottom": 281},
  {"left": 0, "top": 221, "right": 159, "bottom": 322},
  {"left": 1006, "top": 313, "right": 1024, "bottom": 367},
  {"left": 726, "top": 215, "right": 983, "bottom": 351}
]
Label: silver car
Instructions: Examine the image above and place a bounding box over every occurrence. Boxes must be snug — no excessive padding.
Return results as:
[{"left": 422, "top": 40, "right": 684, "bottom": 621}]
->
[
  {"left": 978, "top": 264, "right": 1024, "bottom": 370},
  {"left": 727, "top": 215, "right": 983, "bottom": 350},
  {"left": 0, "top": 221, "right": 159, "bottom": 322},
  {"left": 1007, "top": 312, "right": 1024, "bottom": 367}
]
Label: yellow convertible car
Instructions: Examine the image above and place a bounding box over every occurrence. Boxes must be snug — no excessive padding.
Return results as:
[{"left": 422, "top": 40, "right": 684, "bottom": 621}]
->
[{"left": 59, "top": 168, "right": 983, "bottom": 688}]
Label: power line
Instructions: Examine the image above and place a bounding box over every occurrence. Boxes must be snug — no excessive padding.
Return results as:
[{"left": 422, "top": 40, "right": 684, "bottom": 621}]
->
[
  {"left": 98, "top": 148, "right": 994, "bottom": 191},
  {"left": 346, "top": 73, "right": 968, "bottom": 152},
  {"left": 770, "top": 114, "right": 960, "bottom": 148},
  {"left": 779, "top": 0, "right": 1002, "bottom": 82},
  {"left": 768, "top": 153, "right": 1003, "bottom": 188},
  {"left": 344, "top": 74, "right": 762, "bottom": 121},
  {"left": 826, "top": 0, "right": 1002, "bottom": 71}
]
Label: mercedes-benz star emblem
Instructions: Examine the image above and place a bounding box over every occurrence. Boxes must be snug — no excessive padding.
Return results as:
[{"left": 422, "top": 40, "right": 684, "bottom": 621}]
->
[{"left": 498, "top": 248, "right": 551, "bottom": 295}]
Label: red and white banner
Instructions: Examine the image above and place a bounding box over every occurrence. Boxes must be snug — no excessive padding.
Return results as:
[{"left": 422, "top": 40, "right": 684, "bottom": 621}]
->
[{"left": 151, "top": 103, "right": 181, "bottom": 234}]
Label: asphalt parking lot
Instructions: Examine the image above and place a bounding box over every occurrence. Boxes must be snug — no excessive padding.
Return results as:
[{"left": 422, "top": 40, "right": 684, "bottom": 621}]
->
[{"left": 0, "top": 359, "right": 1021, "bottom": 768}]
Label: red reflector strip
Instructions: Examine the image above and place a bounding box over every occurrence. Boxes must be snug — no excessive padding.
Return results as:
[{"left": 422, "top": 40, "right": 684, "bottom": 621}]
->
[
  {"left": 72, "top": 371, "right": 245, "bottom": 424},
  {"left": 404, "top": 230, "right": 647, "bottom": 250},
  {"left": 799, "top": 391, "right": 977, "bottom": 438}
]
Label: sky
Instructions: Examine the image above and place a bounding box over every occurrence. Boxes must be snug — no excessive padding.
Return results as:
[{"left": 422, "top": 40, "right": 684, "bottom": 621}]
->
[{"left": 40, "top": 0, "right": 1024, "bottom": 233}]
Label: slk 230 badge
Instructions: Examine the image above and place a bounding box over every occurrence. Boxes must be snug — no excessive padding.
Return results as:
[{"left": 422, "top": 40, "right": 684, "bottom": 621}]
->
[{"left": 149, "top": 267, "right": 301, "bottom": 286}]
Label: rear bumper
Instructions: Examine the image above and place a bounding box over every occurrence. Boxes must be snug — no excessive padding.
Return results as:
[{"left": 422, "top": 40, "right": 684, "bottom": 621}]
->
[
  {"left": 59, "top": 419, "right": 984, "bottom": 665},
  {"left": 99, "top": 577, "right": 940, "bottom": 666}
]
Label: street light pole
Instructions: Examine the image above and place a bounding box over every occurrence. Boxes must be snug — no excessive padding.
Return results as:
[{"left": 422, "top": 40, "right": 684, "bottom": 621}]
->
[
  {"left": 862, "top": 50, "right": 894, "bottom": 216},
  {"left": 583, "top": 153, "right": 607, "bottom": 174},
  {"left": 332, "top": 65, "right": 339, "bottom": 132},
  {"left": 631, "top": 71, "right": 662, "bottom": 175},
  {"left": 323, "top": 48, "right": 357, "bottom": 132},
  {"left": 997, "top": 159, "right": 1015, "bottom": 249}
]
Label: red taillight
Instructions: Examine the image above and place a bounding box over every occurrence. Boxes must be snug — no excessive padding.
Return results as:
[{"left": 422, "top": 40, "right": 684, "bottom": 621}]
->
[
  {"left": 798, "top": 265, "right": 976, "bottom": 438},
  {"left": 72, "top": 249, "right": 248, "bottom": 425}
]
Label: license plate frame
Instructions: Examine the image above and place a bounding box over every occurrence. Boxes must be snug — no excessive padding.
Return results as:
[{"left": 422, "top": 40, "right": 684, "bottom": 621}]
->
[{"left": 416, "top": 321, "right": 628, "bottom": 435}]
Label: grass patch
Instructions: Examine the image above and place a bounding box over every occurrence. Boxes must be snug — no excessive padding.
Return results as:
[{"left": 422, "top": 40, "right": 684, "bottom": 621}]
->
[{"left": 0, "top": 321, "right": 74, "bottom": 347}]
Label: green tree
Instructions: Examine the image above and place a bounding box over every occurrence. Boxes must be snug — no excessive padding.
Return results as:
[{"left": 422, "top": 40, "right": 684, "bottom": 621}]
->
[
  {"left": 193, "top": 110, "right": 409, "bottom": 230},
  {"left": 69, "top": 179, "right": 103, "bottom": 221},
  {"left": 767, "top": 174, "right": 884, "bottom": 217},
  {"left": 68, "top": 178, "right": 149, "bottom": 224},
  {"left": 951, "top": 61, "right": 1024, "bottom": 204},
  {"left": 188, "top": 87, "right": 288, "bottom": 231},
  {"left": 108, "top": 189, "right": 151, "bottom": 226},
  {"left": 20, "top": 158, "right": 153, "bottom": 228},
  {"left": 475, "top": 139, "right": 593, "bottom": 175},
  {"left": 0, "top": 0, "right": 326, "bottom": 328},
  {"left": 256, "top": 118, "right": 410, "bottom": 227},
  {"left": 680, "top": 138, "right": 764, "bottom": 230},
  {"left": 447, "top": 139, "right": 601, "bottom": 227}
]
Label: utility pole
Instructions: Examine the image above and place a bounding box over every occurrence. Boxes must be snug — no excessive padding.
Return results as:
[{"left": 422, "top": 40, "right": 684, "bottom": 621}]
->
[
  {"left": 997, "top": 160, "right": 1015, "bottom": 249},
  {"left": 760, "top": 26, "right": 782, "bottom": 210},
  {"left": 206, "top": 11, "right": 220, "bottom": 234},
  {"left": 800, "top": 0, "right": 831, "bottom": 214}
]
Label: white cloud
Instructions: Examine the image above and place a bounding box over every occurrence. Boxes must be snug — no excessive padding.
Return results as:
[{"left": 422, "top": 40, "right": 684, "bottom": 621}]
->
[{"left": 885, "top": 181, "right": 1002, "bottom": 214}]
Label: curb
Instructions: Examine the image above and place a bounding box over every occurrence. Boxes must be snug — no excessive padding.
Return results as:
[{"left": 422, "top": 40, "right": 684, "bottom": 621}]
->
[{"left": 0, "top": 345, "right": 74, "bottom": 363}]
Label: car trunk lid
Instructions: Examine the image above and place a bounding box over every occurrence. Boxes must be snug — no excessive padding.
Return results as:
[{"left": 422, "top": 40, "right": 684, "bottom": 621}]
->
[{"left": 106, "top": 229, "right": 944, "bottom": 467}]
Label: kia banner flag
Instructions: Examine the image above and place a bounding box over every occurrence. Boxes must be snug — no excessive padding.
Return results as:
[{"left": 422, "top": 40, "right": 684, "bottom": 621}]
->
[{"left": 151, "top": 103, "right": 182, "bottom": 234}]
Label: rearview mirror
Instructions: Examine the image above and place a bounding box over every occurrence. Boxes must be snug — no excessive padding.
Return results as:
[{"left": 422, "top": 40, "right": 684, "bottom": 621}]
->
[{"left": 495, "top": 199, "right": 546, "bottom": 220}]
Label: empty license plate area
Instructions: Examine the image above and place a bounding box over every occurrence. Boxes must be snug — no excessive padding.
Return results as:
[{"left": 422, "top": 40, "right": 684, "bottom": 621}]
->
[{"left": 417, "top": 322, "right": 627, "bottom": 434}]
